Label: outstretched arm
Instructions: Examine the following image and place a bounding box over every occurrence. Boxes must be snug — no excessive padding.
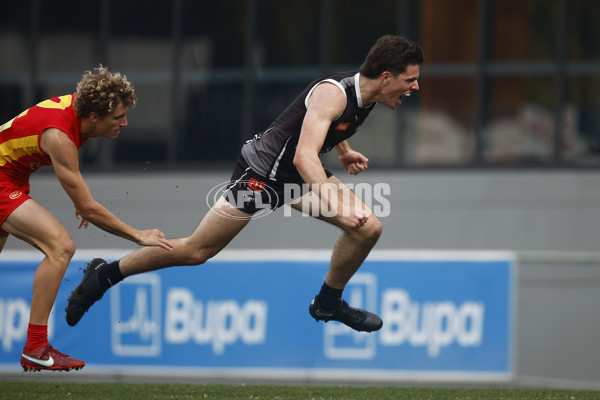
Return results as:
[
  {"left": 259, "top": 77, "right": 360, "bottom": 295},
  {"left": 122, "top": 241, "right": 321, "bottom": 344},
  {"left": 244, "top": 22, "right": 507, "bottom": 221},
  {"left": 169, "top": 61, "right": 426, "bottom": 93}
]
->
[{"left": 40, "top": 128, "right": 173, "bottom": 251}]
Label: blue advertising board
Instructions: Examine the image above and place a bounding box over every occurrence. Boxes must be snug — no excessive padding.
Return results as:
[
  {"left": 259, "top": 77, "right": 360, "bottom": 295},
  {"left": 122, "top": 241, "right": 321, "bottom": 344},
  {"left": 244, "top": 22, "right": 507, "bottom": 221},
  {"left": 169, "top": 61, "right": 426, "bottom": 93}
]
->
[{"left": 0, "top": 249, "right": 514, "bottom": 382}]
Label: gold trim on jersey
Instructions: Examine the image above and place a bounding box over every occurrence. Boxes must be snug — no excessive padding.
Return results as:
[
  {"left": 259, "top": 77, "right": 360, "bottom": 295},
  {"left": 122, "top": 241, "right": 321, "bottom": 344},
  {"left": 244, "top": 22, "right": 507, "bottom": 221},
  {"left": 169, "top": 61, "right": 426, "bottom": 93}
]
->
[{"left": 0, "top": 136, "right": 41, "bottom": 166}]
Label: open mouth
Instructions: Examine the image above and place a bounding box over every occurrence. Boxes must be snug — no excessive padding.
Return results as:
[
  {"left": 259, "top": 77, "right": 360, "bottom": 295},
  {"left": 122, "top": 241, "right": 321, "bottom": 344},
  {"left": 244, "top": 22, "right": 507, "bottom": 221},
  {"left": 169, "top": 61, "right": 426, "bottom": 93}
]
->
[{"left": 398, "top": 93, "right": 410, "bottom": 103}]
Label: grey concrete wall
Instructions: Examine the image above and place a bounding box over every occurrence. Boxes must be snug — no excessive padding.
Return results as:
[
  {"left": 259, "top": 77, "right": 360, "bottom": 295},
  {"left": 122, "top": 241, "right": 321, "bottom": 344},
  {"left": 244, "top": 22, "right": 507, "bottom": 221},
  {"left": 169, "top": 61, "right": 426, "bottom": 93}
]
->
[
  {"left": 12, "top": 169, "right": 600, "bottom": 253},
  {"left": 515, "top": 253, "right": 600, "bottom": 389}
]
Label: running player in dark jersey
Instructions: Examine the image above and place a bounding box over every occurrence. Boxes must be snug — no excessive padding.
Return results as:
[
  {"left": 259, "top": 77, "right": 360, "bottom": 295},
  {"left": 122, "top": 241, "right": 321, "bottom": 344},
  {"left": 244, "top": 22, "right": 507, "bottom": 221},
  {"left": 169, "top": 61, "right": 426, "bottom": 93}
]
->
[
  {"left": 67, "top": 35, "right": 423, "bottom": 334},
  {"left": 0, "top": 66, "right": 173, "bottom": 371}
]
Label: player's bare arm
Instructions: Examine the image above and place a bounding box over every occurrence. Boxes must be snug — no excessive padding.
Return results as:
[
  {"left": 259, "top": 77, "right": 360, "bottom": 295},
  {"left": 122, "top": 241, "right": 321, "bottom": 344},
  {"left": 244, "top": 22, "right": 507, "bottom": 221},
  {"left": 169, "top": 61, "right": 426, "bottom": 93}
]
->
[
  {"left": 294, "top": 82, "right": 345, "bottom": 183},
  {"left": 40, "top": 128, "right": 173, "bottom": 251},
  {"left": 294, "top": 82, "right": 344, "bottom": 207},
  {"left": 293, "top": 84, "right": 368, "bottom": 230}
]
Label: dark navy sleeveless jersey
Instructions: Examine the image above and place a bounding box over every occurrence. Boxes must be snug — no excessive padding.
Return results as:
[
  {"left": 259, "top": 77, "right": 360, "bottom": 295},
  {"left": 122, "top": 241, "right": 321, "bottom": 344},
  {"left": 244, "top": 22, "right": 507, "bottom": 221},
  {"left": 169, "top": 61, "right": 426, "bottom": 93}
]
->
[{"left": 241, "top": 72, "right": 376, "bottom": 182}]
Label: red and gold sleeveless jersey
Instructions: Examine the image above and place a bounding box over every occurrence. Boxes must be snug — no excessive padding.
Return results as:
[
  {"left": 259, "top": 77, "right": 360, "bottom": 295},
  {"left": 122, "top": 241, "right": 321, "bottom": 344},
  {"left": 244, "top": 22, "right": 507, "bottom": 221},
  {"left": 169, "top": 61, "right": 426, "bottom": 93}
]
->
[{"left": 0, "top": 94, "right": 84, "bottom": 183}]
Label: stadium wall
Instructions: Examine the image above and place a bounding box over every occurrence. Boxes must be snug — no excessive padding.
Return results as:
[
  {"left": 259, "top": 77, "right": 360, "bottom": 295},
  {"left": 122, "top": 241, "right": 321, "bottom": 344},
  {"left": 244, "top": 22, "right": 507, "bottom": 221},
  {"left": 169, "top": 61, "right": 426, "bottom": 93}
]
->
[{"left": 10, "top": 169, "right": 600, "bottom": 253}]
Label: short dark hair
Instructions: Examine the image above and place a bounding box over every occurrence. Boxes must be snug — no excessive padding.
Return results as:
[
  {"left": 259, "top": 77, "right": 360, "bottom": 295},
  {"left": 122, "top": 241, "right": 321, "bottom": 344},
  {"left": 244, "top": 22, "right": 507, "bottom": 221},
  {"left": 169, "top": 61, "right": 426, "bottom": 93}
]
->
[{"left": 359, "top": 35, "right": 424, "bottom": 78}]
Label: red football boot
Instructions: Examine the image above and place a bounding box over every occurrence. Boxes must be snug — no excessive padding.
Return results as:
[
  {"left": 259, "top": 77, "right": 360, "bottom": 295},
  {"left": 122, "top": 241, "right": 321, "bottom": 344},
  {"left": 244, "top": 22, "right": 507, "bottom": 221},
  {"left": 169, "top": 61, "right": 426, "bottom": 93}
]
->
[{"left": 21, "top": 345, "right": 85, "bottom": 372}]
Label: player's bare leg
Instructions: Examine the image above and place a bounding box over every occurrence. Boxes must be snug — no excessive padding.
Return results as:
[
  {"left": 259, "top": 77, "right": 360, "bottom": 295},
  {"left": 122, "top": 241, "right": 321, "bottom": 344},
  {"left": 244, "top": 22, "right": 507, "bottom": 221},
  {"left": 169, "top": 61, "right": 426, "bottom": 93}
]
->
[
  {"left": 65, "top": 196, "right": 251, "bottom": 326},
  {"left": 119, "top": 196, "right": 251, "bottom": 275},
  {"left": 3, "top": 200, "right": 75, "bottom": 324},
  {"left": 290, "top": 176, "right": 383, "bottom": 332},
  {"left": 3, "top": 199, "right": 84, "bottom": 371},
  {"left": 290, "top": 175, "right": 382, "bottom": 287}
]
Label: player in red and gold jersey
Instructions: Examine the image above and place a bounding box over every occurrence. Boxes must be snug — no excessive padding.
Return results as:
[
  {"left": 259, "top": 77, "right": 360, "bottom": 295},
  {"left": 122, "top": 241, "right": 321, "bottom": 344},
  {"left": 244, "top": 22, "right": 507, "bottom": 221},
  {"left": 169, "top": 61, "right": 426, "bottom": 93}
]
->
[{"left": 0, "top": 66, "right": 173, "bottom": 371}]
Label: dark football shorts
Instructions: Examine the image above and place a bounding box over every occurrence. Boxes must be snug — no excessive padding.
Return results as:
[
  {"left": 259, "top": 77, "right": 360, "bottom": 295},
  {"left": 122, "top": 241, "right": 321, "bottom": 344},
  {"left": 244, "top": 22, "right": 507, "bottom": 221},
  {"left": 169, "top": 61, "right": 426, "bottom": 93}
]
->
[{"left": 223, "top": 155, "right": 332, "bottom": 215}]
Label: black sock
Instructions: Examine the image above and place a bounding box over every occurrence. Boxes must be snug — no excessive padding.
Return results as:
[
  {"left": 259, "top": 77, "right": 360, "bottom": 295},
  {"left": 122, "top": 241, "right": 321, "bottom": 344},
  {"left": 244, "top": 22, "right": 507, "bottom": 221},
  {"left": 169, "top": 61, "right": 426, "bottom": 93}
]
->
[
  {"left": 316, "top": 282, "right": 343, "bottom": 310},
  {"left": 99, "top": 260, "right": 124, "bottom": 290}
]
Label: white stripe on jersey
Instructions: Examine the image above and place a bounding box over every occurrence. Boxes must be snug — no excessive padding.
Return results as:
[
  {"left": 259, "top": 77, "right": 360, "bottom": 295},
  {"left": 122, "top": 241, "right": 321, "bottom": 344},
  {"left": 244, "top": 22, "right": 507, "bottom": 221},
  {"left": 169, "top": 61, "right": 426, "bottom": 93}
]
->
[{"left": 269, "top": 137, "right": 291, "bottom": 181}]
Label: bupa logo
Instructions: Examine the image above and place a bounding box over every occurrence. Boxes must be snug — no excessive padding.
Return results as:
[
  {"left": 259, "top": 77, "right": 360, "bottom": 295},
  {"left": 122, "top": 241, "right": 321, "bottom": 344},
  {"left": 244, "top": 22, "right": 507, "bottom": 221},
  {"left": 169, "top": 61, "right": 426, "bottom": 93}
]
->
[
  {"left": 164, "top": 288, "right": 268, "bottom": 355},
  {"left": 110, "top": 274, "right": 161, "bottom": 357},
  {"left": 322, "top": 275, "right": 486, "bottom": 361},
  {"left": 379, "top": 289, "right": 484, "bottom": 357},
  {"left": 109, "top": 274, "right": 269, "bottom": 358}
]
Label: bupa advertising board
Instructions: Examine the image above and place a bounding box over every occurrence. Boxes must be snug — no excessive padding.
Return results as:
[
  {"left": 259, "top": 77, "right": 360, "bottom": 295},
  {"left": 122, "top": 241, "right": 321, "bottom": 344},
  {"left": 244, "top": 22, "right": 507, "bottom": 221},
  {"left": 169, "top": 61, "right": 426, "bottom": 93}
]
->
[{"left": 0, "top": 250, "right": 514, "bottom": 382}]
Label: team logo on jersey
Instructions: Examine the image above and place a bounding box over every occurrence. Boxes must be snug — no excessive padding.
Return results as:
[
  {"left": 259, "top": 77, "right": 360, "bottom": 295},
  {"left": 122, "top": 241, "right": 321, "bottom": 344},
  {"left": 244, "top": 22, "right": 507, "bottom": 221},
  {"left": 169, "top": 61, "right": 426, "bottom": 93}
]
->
[
  {"left": 334, "top": 122, "right": 351, "bottom": 132},
  {"left": 9, "top": 191, "right": 23, "bottom": 200},
  {"left": 29, "top": 161, "right": 42, "bottom": 171},
  {"left": 247, "top": 177, "right": 266, "bottom": 192}
]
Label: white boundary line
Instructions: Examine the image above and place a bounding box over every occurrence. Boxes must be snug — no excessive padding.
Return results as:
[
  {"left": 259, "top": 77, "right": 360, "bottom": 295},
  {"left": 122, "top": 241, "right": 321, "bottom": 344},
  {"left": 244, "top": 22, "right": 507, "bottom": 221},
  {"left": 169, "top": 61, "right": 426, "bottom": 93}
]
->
[{"left": 0, "top": 363, "right": 512, "bottom": 383}]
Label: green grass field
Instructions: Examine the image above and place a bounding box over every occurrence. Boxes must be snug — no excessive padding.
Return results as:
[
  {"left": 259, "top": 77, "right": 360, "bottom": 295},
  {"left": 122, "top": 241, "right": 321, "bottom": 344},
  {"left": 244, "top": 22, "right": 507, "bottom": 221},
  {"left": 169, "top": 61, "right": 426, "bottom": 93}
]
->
[{"left": 0, "top": 382, "right": 599, "bottom": 400}]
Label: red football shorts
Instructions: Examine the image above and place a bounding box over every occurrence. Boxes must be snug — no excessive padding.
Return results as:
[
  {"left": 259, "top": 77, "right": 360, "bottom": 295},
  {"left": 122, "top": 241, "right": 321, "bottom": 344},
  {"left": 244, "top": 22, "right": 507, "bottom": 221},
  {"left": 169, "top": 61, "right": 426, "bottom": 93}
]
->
[{"left": 0, "top": 175, "right": 31, "bottom": 236}]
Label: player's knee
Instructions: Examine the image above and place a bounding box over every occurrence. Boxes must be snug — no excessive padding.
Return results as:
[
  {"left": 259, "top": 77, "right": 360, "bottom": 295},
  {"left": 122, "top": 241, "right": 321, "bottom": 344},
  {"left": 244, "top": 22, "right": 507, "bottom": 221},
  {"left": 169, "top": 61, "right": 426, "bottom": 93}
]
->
[
  {"left": 177, "top": 235, "right": 225, "bottom": 266},
  {"left": 185, "top": 246, "right": 218, "bottom": 266},
  {"left": 187, "top": 251, "right": 209, "bottom": 266},
  {"left": 58, "top": 236, "right": 76, "bottom": 261},
  {"left": 362, "top": 217, "right": 383, "bottom": 243},
  {"left": 185, "top": 252, "right": 205, "bottom": 266},
  {"left": 47, "top": 233, "right": 76, "bottom": 268}
]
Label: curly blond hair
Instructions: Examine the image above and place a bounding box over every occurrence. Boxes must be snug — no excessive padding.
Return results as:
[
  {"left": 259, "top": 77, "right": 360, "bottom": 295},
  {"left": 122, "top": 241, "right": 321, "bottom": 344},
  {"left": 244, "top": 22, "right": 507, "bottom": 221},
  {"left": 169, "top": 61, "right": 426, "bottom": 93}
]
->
[{"left": 73, "top": 65, "right": 136, "bottom": 117}]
